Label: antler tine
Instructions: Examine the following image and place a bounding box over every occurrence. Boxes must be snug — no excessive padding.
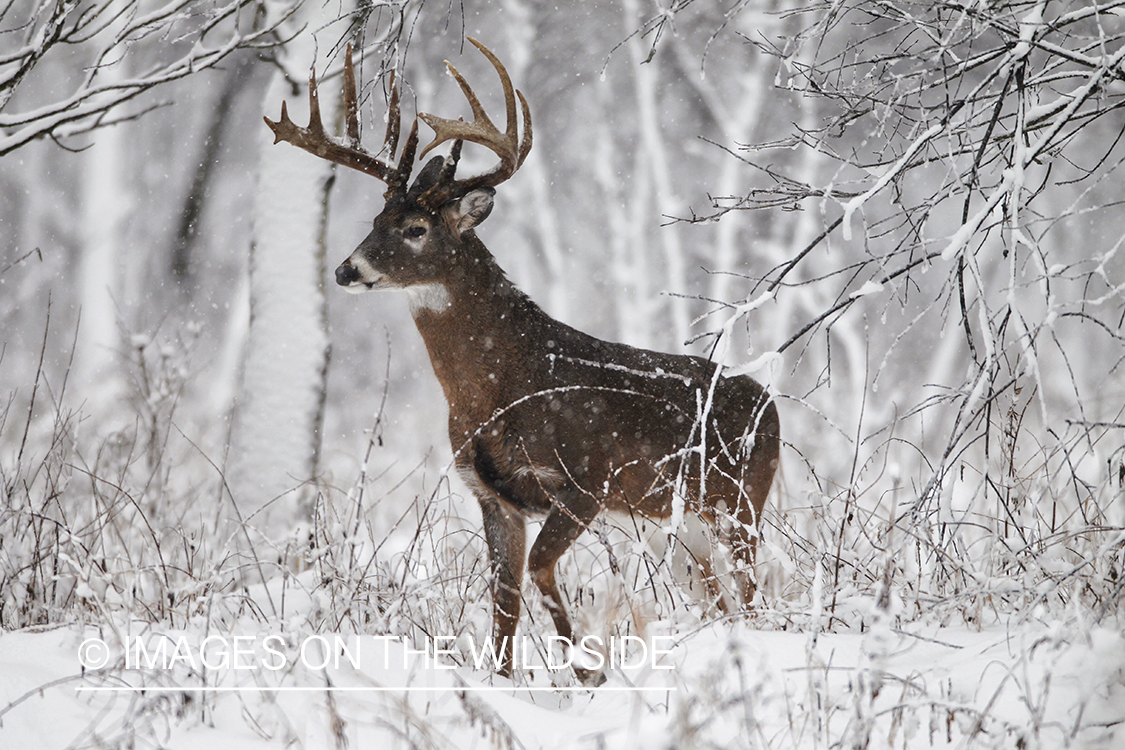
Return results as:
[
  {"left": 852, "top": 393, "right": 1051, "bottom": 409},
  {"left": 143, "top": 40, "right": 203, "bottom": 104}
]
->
[
  {"left": 516, "top": 89, "right": 532, "bottom": 169},
  {"left": 262, "top": 64, "right": 327, "bottom": 145},
  {"left": 384, "top": 69, "right": 401, "bottom": 159},
  {"left": 440, "top": 140, "right": 464, "bottom": 182},
  {"left": 416, "top": 62, "right": 500, "bottom": 161},
  {"left": 391, "top": 119, "right": 419, "bottom": 194},
  {"left": 307, "top": 66, "right": 326, "bottom": 138},
  {"left": 416, "top": 37, "right": 532, "bottom": 194},
  {"left": 343, "top": 43, "right": 360, "bottom": 147},
  {"left": 264, "top": 45, "right": 417, "bottom": 191},
  {"left": 469, "top": 37, "right": 518, "bottom": 146}
]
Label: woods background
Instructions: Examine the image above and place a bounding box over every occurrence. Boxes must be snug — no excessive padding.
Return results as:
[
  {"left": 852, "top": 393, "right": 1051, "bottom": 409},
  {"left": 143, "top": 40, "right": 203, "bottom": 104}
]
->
[{"left": 2, "top": 0, "right": 1124, "bottom": 746}]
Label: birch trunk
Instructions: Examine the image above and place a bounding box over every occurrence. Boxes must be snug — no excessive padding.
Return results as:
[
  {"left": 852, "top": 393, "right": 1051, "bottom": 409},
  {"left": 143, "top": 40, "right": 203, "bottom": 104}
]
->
[
  {"left": 624, "top": 0, "right": 690, "bottom": 349},
  {"left": 228, "top": 4, "right": 348, "bottom": 535},
  {"left": 74, "top": 25, "right": 129, "bottom": 408}
]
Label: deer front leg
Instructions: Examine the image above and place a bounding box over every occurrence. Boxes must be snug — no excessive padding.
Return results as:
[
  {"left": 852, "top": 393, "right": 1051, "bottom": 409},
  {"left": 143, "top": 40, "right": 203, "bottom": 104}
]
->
[
  {"left": 527, "top": 490, "right": 605, "bottom": 685},
  {"left": 478, "top": 494, "right": 526, "bottom": 678}
]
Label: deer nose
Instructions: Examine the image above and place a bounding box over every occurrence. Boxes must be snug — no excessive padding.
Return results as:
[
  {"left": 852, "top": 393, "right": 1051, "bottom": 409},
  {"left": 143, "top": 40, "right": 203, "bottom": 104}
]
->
[{"left": 335, "top": 263, "right": 360, "bottom": 286}]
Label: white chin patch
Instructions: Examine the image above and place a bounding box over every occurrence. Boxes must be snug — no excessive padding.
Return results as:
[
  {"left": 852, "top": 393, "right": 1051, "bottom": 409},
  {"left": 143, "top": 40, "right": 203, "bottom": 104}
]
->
[
  {"left": 343, "top": 269, "right": 396, "bottom": 294},
  {"left": 406, "top": 283, "right": 450, "bottom": 314},
  {"left": 343, "top": 257, "right": 394, "bottom": 293},
  {"left": 343, "top": 278, "right": 395, "bottom": 294}
]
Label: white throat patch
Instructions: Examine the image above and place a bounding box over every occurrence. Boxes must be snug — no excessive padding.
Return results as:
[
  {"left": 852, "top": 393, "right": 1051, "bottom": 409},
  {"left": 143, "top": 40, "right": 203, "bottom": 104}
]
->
[{"left": 406, "top": 283, "right": 451, "bottom": 314}]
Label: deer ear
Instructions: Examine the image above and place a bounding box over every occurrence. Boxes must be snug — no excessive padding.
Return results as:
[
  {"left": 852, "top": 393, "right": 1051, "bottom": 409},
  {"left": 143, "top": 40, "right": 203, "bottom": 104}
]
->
[{"left": 446, "top": 188, "right": 495, "bottom": 234}]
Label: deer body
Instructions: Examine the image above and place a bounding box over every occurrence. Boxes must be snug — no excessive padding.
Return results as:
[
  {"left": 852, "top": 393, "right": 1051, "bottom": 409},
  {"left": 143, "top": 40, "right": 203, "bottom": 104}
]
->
[
  {"left": 267, "top": 39, "right": 779, "bottom": 683},
  {"left": 408, "top": 228, "right": 776, "bottom": 520}
]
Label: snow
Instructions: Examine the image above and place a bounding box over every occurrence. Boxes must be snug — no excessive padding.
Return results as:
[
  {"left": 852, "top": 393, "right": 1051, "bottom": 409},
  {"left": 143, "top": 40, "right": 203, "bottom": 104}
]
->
[
  {"left": 841, "top": 122, "right": 944, "bottom": 242},
  {"left": 848, "top": 280, "right": 883, "bottom": 299},
  {"left": 2, "top": 617, "right": 1121, "bottom": 748},
  {"left": 5, "top": 3, "right": 1125, "bottom": 749}
]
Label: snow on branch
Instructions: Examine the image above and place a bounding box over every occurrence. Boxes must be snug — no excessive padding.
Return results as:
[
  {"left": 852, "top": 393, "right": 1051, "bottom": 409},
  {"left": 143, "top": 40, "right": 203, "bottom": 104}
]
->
[
  {"left": 0, "top": 0, "right": 289, "bottom": 156},
  {"left": 671, "top": 1, "right": 1125, "bottom": 546}
]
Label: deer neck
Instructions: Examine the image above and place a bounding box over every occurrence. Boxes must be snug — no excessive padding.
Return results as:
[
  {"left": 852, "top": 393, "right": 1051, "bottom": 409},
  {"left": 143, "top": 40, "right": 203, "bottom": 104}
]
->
[{"left": 409, "top": 234, "right": 537, "bottom": 414}]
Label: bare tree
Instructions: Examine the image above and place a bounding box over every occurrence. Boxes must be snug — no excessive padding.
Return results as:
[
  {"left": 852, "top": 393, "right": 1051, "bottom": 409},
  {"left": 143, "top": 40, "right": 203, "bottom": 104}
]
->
[
  {"left": 228, "top": 1, "right": 421, "bottom": 533},
  {"left": 0, "top": 0, "right": 282, "bottom": 155},
  {"left": 1, "top": 0, "right": 287, "bottom": 405},
  {"left": 643, "top": 1, "right": 1125, "bottom": 615}
]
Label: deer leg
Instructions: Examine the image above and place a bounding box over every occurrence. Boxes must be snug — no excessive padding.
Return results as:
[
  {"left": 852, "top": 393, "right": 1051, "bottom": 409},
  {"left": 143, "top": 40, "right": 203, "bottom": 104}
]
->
[
  {"left": 478, "top": 494, "right": 526, "bottom": 677},
  {"left": 729, "top": 500, "right": 761, "bottom": 606},
  {"left": 732, "top": 406, "right": 780, "bottom": 607},
  {"left": 659, "top": 511, "right": 734, "bottom": 613},
  {"left": 729, "top": 467, "right": 774, "bottom": 606},
  {"left": 526, "top": 491, "right": 605, "bottom": 685}
]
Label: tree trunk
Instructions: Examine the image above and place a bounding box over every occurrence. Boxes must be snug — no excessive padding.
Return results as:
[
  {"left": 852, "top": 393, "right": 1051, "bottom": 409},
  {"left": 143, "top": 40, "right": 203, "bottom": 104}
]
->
[
  {"left": 228, "top": 7, "right": 347, "bottom": 535},
  {"left": 74, "top": 26, "right": 129, "bottom": 407}
]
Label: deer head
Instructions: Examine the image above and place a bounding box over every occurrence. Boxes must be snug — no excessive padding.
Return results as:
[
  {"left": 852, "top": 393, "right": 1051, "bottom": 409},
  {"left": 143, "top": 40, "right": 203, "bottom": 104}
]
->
[{"left": 264, "top": 38, "right": 532, "bottom": 300}]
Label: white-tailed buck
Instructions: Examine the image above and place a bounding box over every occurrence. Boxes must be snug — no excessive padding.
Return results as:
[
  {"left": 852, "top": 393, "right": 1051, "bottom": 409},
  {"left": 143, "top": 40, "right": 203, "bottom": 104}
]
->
[{"left": 266, "top": 39, "right": 779, "bottom": 684}]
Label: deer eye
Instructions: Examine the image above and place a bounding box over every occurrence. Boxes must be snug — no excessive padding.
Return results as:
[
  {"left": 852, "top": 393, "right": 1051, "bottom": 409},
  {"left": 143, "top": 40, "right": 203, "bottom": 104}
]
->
[{"left": 404, "top": 226, "right": 427, "bottom": 239}]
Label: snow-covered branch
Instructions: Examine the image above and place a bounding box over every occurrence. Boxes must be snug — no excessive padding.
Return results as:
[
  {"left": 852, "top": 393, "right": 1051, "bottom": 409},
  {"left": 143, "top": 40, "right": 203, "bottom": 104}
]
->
[{"left": 0, "top": 0, "right": 287, "bottom": 156}]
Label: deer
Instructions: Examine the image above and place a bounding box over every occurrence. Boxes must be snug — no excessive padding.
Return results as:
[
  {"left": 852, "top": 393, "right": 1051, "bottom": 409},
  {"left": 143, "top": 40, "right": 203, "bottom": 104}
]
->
[{"left": 265, "top": 38, "right": 780, "bottom": 685}]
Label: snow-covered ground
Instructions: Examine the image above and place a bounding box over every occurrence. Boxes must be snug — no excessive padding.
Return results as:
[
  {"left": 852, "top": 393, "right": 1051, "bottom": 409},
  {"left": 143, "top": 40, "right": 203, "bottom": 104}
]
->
[
  {"left": 3, "top": 612, "right": 1122, "bottom": 748},
  {"left": 4, "top": 3, "right": 1125, "bottom": 749}
]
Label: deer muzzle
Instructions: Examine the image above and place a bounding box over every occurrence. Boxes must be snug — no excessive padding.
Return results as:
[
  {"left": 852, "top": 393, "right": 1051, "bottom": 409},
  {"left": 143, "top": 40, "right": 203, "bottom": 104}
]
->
[
  {"left": 335, "top": 262, "right": 361, "bottom": 287},
  {"left": 335, "top": 260, "right": 392, "bottom": 294}
]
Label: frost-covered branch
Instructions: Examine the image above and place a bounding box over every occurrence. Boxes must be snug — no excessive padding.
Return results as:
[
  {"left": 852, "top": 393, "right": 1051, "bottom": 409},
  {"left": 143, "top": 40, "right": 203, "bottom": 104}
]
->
[
  {"left": 0, "top": 0, "right": 287, "bottom": 156},
  {"left": 675, "top": 1, "right": 1125, "bottom": 587}
]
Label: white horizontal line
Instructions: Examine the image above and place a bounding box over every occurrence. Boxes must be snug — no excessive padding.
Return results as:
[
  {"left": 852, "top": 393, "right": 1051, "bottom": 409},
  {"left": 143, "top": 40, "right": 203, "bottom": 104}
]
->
[{"left": 75, "top": 685, "right": 676, "bottom": 693}]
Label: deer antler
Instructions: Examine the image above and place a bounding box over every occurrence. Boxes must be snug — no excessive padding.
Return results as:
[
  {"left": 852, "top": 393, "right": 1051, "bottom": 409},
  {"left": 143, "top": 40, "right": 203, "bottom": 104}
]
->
[
  {"left": 264, "top": 44, "right": 419, "bottom": 198},
  {"left": 416, "top": 37, "right": 533, "bottom": 203}
]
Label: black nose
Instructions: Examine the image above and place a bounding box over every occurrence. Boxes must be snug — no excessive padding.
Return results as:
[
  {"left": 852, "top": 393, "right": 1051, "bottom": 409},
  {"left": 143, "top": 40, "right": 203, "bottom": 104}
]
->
[{"left": 336, "top": 263, "right": 360, "bottom": 286}]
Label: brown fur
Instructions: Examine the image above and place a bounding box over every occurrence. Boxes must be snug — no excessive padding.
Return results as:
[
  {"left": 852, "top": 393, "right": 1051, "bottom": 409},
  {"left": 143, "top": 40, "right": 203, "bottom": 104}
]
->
[{"left": 340, "top": 188, "right": 779, "bottom": 682}]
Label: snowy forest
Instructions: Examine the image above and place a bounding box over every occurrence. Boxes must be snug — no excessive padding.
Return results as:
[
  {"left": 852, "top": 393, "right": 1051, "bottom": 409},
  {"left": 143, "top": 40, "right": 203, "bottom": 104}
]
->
[{"left": 2, "top": 0, "right": 1124, "bottom": 747}]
